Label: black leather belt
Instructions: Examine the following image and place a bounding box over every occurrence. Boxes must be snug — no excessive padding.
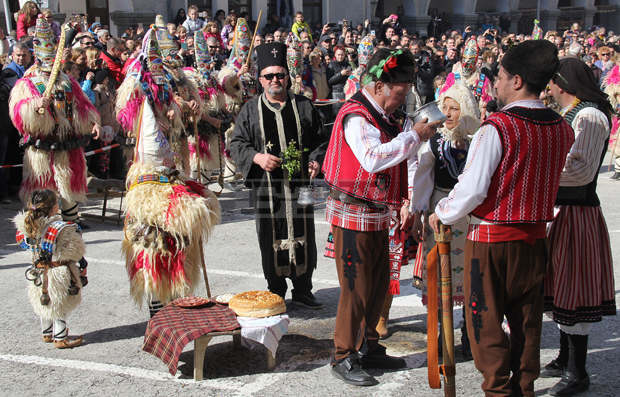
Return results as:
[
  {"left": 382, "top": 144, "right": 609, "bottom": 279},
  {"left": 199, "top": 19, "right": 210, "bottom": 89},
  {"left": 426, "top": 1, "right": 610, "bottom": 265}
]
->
[{"left": 329, "top": 190, "right": 387, "bottom": 210}]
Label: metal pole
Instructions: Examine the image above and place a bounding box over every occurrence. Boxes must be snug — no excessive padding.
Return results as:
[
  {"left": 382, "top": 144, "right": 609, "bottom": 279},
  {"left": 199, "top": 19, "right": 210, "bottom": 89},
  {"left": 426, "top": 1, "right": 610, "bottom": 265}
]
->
[
  {"left": 537, "top": 0, "right": 541, "bottom": 21},
  {"left": 2, "top": 0, "right": 11, "bottom": 36}
]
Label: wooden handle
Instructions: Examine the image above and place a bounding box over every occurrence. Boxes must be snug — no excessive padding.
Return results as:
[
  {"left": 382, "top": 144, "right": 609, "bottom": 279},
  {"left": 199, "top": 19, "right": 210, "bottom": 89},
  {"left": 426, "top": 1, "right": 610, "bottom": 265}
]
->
[{"left": 245, "top": 9, "right": 263, "bottom": 67}]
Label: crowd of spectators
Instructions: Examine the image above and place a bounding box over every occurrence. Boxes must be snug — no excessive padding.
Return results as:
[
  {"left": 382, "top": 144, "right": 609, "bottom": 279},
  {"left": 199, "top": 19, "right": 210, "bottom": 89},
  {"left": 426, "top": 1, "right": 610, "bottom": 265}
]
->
[{"left": 0, "top": 3, "right": 618, "bottom": 203}]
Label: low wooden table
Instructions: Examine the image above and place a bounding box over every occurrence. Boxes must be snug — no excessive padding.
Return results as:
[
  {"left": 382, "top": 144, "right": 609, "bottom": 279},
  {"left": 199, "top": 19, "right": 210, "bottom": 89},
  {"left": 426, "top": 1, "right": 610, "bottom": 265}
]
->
[{"left": 193, "top": 329, "right": 276, "bottom": 381}]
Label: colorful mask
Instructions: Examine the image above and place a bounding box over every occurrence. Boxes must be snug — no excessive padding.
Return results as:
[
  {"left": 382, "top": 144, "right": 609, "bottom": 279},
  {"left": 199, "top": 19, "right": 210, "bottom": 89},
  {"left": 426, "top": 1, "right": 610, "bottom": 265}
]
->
[
  {"left": 33, "top": 15, "right": 57, "bottom": 72},
  {"left": 155, "top": 14, "right": 166, "bottom": 28},
  {"left": 194, "top": 31, "right": 213, "bottom": 78},
  {"left": 286, "top": 34, "right": 302, "bottom": 77},
  {"left": 461, "top": 38, "right": 479, "bottom": 77},
  {"left": 155, "top": 24, "right": 184, "bottom": 69},
  {"left": 146, "top": 30, "right": 166, "bottom": 85},
  {"left": 228, "top": 18, "right": 251, "bottom": 68},
  {"left": 357, "top": 36, "right": 375, "bottom": 69}
]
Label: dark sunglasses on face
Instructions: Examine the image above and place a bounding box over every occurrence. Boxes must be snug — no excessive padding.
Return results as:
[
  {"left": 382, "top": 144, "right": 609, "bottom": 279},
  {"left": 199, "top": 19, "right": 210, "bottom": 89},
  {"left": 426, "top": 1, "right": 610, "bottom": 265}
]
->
[
  {"left": 600, "top": 53, "right": 611, "bottom": 56},
  {"left": 261, "top": 73, "right": 288, "bottom": 80}
]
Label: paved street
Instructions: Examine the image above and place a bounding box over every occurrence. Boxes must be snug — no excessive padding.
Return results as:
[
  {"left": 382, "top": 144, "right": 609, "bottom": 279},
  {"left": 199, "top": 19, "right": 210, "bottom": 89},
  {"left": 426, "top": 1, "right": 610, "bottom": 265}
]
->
[{"left": 1, "top": 162, "right": 619, "bottom": 397}]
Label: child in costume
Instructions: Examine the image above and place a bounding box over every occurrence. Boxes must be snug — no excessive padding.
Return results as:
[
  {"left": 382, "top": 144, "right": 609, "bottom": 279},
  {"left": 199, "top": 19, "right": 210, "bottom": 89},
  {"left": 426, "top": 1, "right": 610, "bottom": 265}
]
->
[
  {"left": 15, "top": 189, "right": 87, "bottom": 348},
  {"left": 116, "top": 28, "right": 221, "bottom": 317},
  {"left": 9, "top": 15, "right": 100, "bottom": 222}
]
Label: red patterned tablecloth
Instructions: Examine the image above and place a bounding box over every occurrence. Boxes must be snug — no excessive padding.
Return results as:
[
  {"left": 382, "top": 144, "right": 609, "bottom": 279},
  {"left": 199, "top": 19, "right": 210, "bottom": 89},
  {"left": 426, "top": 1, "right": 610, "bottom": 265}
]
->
[{"left": 142, "top": 301, "right": 240, "bottom": 375}]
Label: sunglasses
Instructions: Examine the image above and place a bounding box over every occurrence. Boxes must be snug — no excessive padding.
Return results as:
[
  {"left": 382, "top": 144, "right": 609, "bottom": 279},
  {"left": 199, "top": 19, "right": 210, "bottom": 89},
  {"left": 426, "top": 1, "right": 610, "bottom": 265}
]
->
[
  {"left": 600, "top": 53, "right": 611, "bottom": 56},
  {"left": 82, "top": 41, "right": 95, "bottom": 45},
  {"left": 261, "top": 73, "right": 288, "bottom": 81}
]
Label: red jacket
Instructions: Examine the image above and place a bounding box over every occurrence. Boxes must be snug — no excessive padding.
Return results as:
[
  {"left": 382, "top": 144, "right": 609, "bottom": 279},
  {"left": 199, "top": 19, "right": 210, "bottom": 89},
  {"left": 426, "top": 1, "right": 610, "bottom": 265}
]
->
[
  {"left": 99, "top": 50, "right": 125, "bottom": 87},
  {"left": 16, "top": 13, "right": 36, "bottom": 40}
]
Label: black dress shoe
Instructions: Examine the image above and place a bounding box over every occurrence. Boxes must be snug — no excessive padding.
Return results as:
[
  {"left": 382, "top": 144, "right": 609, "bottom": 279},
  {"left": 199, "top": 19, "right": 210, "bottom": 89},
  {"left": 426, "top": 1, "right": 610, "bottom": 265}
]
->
[
  {"left": 540, "top": 358, "right": 565, "bottom": 378},
  {"left": 360, "top": 346, "right": 407, "bottom": 370},
  {"left": 331, "top": 357, "right": 377, "bottom": 386},
  {"left": 291, "top": 292, "right": 323, "bottom": 309},
  {"left": 549, "top": 371, "right": 590, "bottom": 396}
]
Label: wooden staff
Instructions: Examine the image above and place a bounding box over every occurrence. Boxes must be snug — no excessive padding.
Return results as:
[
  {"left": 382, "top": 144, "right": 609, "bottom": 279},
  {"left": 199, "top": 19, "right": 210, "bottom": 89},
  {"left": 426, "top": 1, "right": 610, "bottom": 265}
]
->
[
  {"left": 37, "top": 24, "right": 68, "bottom": 114},
  {"left": 199, "top": 239, "right": 211, "bottom": 298},
  {"left": 193, "top": 116, "right": 202, "bottom": 184},
  {"left": 245, "top": 9, "right": 263, "bottom": 67},
  {"left": 426, "top": 223, "right": 456, "bottom": 397}
]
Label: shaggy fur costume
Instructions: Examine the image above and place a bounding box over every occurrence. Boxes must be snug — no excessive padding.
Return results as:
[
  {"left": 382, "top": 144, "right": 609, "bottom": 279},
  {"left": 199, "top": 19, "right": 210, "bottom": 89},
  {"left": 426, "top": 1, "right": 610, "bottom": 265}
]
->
[
  {"left": 604, "top": 64, "right": 620, "bottom": 156},
  {"left": 115, "top": 66, "right": 184, "bottom": 167},
  {"left": 14, "top": 213, "right": 85, "bottom": 320},
  {"left": 217, "top": 67, "right": 244, "bottom": 179},
  {"left": 122, "top": 162, "right": 221, "bottom": 306},
  {"left": 9, "top": 66, "right": 100, "bottom": 203}
]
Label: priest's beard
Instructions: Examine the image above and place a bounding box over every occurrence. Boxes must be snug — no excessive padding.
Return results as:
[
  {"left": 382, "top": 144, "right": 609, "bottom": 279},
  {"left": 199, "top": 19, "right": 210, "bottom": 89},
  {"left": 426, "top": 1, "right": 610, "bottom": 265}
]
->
[{"left": 268, "top": 85, "right": 285, "bottom": 96}]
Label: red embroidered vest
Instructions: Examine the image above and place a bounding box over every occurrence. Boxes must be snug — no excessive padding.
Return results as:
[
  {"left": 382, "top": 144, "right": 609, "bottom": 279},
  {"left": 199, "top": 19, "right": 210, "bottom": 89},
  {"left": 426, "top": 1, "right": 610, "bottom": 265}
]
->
[
  {"left": 471, "top": 107, "right": 574, "bottom": 223},
  {"left": 322, "top": 93, "right": 406, "bottom": 206}
]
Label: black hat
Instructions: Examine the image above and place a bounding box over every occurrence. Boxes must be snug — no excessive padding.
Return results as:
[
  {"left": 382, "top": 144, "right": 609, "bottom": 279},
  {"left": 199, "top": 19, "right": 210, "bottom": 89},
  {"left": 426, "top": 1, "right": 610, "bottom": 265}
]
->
[
  {"left": 256, "top": 42, "right": 288, "bottom": 73},
  {"left": 363, "top": 48, "right": 416, "bottom": 85},
  {"left": 501, "top": 40, "right": 558, "bottom": 95},
  {"left": 319, "top": 35, "right": 330, "bottom": 43}
]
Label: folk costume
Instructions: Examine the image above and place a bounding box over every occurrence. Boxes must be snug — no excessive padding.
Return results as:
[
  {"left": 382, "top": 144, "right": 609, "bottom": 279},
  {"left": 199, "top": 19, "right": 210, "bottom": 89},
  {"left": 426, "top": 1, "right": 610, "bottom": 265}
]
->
[
  {"left": 156, "top": 19, "right": 203, "bottom": 177},
  {"left": 411, "top": 82, "right": 480, "bottom": 356},
  {"left": 115, "top": 28, "right": 184, "bottom": 172},
  {"left": 9, "top": 16, "right": 100, "bottom": 221},
  {"left": 14, "top": 200, "right": 87, "bottom": 348},
  {"left": 603, "top": 63, "right": 620, "bottom": 179},
  {"left": 229, "top": 42, "right": 326, "bottom": 301},
  {"left": 184, "top": 32, "right": 232, "bottom": 183},
  {"left": 286, "top": 33, "right": 313, "bottom": 99},
  {"left": 116, "top": 29, "right": 220, "bottom": 316},
  {"left": 433, "top": 41, "right": 574, "bottom": 396},
  {"left": 543, "top": 58, "right": 616, "bottom": 396},
  {"left": 344, "top": 36, "right": 374, "bottom": 100},
  {"left": 441, "top": 38, "right": 493, "bottom": 119},
  {"left": 322, "top": 48, "right": 419, "bottom": 385}
]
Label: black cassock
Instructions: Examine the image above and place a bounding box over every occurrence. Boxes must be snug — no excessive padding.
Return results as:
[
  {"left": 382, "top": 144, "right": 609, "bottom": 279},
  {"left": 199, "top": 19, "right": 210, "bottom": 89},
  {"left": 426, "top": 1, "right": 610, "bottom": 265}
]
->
[{"left": 230, "top": 93, "right": 327, "bottom": 297}]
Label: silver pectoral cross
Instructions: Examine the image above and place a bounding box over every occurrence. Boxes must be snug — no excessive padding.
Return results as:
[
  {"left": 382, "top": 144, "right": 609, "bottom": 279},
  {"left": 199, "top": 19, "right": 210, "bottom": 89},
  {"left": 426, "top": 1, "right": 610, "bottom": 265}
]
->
[
  {"left": 265, "top": 141, "right": 274, "bottom": 151},
  {"left": 271, "top": 48, "right": 278, "bottom": 58}
]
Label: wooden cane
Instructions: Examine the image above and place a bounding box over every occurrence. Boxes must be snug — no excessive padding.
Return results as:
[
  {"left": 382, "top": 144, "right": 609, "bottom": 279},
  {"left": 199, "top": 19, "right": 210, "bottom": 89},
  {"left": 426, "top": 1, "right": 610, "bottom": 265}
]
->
[
  {"left": 436, "top": 224, "right": 456, "bottom": 397},
  {"left": 193, "top": 116, "right": 202, "bottom": 184},
  {"left": 245, "top": 9, "right": 263, "bottom": 67},
  {"left": 199, "top": 239, "right": 211, "bottom": 298}
]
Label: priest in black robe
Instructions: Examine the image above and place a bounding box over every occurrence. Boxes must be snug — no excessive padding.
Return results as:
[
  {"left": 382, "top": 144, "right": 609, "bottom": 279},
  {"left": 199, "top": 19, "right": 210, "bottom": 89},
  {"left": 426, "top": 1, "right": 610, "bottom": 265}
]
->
[{"left": 230, "top": 42, "right": 327, "bottom": 308}]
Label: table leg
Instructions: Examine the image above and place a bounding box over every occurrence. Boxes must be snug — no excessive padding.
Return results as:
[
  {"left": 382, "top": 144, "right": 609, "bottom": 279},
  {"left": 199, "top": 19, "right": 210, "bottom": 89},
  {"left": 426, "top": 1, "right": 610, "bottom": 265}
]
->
[
  {"left": 193, "top": 335, "right": 212, "bottom": 381},
  {"left": 266, "top": 349, "right": 276, "bottom": 370}
]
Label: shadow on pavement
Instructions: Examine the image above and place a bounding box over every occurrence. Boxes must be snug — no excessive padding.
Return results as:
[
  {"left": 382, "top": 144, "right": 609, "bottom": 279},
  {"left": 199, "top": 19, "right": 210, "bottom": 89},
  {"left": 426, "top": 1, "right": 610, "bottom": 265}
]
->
[{"left": 81, "top": 321, "right": 149, "bottom": 345}]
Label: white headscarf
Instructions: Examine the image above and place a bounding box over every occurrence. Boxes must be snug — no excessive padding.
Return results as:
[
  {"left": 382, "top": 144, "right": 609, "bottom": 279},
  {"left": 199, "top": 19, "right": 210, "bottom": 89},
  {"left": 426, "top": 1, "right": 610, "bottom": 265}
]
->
[{"left": 437, "top": 82, "right": 481, "bottom": 143}]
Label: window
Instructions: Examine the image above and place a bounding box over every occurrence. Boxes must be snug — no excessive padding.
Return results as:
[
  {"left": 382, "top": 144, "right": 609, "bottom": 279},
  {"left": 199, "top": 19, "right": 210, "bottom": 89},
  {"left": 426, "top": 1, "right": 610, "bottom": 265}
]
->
[{"left": 303, "top": 0, "right": 322, "bottom": 27}]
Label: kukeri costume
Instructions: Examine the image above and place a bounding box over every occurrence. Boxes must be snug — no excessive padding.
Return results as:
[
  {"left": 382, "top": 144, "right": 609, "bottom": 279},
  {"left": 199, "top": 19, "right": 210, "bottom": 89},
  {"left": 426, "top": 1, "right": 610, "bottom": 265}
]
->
[
  {"left": 183, "top": 32, "right": 232, "bottom": 183},
  {"left": 116, "top": 29, "right": 220, "bottom": 316},
  {"left": 440, "top": 39, "right": 493, "bottom": 119},
  {"left": 543, "top": 58, "right": 616, "bottom": 396},
  {"left": 434, "top": 42, "right": 574, "bottom": 396},
  {"left": 9, "top": 16, "right": 100, "bottom": 221},
  {"left": 344, "top": 36, "right": 374, "bottom": 100},
  {"left": 229, "top": 42, "right": 326, "bottom": 300},
  {"left": 156, "top": 19, "right": 203, "bottom": 177},
  {"left": 14, "top": 212, "right": 86, "bottom": 347}
]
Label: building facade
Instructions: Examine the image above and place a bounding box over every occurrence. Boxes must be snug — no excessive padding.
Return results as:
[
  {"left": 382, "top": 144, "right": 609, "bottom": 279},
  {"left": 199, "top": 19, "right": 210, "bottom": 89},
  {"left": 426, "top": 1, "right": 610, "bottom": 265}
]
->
[{"left": 1, "top": 0, "right": 618, "bottom": 37}]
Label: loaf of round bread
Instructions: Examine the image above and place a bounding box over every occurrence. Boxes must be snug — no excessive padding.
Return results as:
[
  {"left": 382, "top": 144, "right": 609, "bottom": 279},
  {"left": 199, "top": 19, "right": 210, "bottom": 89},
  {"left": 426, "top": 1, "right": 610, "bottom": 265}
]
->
[{"left": 228, "top": 291, "right": 286, "bottom": 318}]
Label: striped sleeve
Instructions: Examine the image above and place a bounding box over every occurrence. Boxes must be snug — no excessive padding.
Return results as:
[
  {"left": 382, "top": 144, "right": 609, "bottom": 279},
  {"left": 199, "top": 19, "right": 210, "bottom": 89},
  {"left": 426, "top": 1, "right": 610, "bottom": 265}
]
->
[{"left": 560, "top": 107, "right": 610, "bottom": 186}]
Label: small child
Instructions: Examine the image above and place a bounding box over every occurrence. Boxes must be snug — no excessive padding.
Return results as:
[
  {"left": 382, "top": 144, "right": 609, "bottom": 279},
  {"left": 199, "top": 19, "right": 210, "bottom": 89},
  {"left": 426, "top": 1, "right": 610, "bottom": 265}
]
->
[{"left": 14, "top": 189, "right": 87, "bottom": 348}]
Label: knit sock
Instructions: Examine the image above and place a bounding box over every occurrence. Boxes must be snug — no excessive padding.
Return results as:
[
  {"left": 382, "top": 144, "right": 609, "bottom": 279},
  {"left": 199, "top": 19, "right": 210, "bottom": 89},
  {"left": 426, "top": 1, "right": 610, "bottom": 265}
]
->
[
  {"left": 60, "top": 200, "right": 79, "bottom": 222},
  {"left": 149, "top": 300, "right": 164, "bottom": 318},
  {"left": 41, "top": 318, "right": 53, "bottom": 337},
  {"left": 53, "top": 319, "right": 68, "bottom": 340}
]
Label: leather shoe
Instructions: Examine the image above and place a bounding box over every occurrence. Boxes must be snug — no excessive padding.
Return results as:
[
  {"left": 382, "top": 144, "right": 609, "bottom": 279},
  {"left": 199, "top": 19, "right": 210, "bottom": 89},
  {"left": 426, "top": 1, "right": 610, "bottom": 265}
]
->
[
  {"left": 610, "top": 172, "right": 620, "bottom": 180},
  {"left": 291, "top": 292, "right": 323, "bottom": 309},
  {"left": 54, "top": 335, "right": 83, "bottom": 349},
  {"left": 540, "top": 358, "right": 565, "bottom": 378},
  {"left": 549, "top": 371, "right": 590, "bottom": 396},
  {"left": 360, "top": 346, "right": 407, "bottom": 370},
  {"left": 331, "top": 356, "right": 377, "bottom": 386}
]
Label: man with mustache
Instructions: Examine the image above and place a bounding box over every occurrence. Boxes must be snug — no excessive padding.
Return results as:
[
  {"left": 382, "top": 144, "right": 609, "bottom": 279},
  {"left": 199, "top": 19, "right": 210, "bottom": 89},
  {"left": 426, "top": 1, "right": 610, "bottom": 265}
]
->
[{"left": 230, "top": 42, "right": 327, "bottom": 308}]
